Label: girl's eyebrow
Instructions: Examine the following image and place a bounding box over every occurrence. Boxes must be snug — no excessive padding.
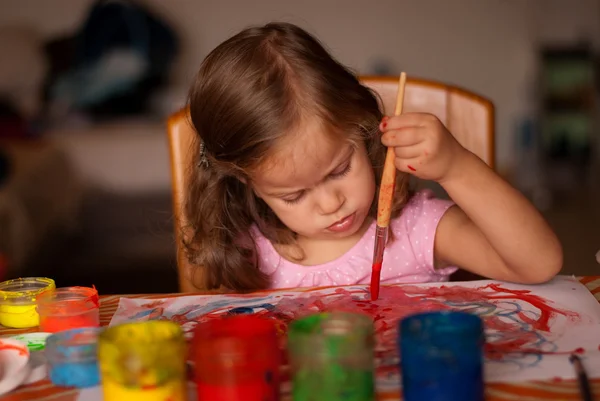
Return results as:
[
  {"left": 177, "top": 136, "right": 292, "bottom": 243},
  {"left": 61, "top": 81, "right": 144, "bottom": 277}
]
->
[{"left": 266, "top": 146, "right": 355, "bottom": 196}]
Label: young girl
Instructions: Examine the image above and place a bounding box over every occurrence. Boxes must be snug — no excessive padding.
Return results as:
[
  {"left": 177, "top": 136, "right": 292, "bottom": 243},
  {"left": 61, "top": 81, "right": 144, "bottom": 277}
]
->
[{"left": 182, "top": 22, "right": 562, "bottom": 292}]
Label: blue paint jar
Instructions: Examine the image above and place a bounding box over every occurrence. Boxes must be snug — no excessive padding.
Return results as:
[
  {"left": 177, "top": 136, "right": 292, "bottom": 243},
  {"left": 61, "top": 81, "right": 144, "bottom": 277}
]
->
[
  {"left": 399, "top": 311, "right": 484, "bottom": 401},
  {"left": 45, "top": 327, "right": 102, "bottom": 388}
]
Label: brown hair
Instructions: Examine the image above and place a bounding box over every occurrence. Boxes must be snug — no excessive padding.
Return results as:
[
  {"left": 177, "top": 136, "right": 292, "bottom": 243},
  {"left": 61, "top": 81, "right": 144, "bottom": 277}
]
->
[{"left": 184, "top": 22, "right": 411, "bottom": 291}]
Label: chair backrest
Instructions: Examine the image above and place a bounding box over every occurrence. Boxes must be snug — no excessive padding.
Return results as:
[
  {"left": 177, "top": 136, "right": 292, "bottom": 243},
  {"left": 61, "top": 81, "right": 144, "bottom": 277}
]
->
[
  {"left": 362, "top": 76, "right": 494, "bottom": 168},
  {"left": 167, "top": 108, "right": 197, "bottom": 292},
  {"left": 167, "top": 76, "right": 495, "bottom": 291}
]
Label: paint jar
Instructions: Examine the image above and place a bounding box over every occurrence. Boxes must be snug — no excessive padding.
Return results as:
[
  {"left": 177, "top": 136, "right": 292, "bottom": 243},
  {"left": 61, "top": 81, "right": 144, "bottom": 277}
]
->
[
  {"left": 288, "top": 312, "right": 375, "bottom": 401},
  {"left": 99, "top": 321, "right": 187, "bottom": 401},
  {"left": 0, "top": 278, "right": 55, "bottom": 328},
  {"left": 36, "top": 286, "right": 100, "bottom": 333},
  {"left": 399, "top": 311, "right": 485, "bottom": 401},
  {"left": 45, "top": 327, "right": 102, "bottom": 388},
  {"left": 192, "top": 315, "right": 281, "bottom": 401}
]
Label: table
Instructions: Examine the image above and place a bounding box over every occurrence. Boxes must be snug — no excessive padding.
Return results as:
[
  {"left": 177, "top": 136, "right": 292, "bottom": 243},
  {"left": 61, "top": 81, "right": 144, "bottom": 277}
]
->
[{"left": 3, "top": 277, "right": 600, "bottom": 401}]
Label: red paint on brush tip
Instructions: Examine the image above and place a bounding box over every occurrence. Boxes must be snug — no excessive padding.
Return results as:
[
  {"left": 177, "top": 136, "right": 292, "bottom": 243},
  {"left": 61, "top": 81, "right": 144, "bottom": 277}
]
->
[{"left": 370, "top": 262, "right": 382, "bottom": 301}]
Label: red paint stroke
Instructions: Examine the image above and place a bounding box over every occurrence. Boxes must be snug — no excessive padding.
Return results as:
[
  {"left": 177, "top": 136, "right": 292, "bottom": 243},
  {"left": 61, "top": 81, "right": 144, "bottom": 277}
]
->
[
  {"left": 407, "top": 165, "right": 416, "bottom": 171},
  {"left": 0, "top": 343, "right": 28, "bottom": 356},
  {"left": 486, "top": 347, "right": 586, "bottom": 357}
]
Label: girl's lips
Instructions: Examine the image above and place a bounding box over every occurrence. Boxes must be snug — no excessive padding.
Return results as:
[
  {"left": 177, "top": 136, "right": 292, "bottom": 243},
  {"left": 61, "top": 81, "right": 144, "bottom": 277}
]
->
[{"left": 327, "top": 212, "right": 356, "bottom": 232}]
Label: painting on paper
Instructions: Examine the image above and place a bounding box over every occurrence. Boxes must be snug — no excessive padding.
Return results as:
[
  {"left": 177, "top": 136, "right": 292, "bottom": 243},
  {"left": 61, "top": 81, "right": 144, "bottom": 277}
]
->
[{"left": 110, "top": 275, "right": 600, "bottom": 388}]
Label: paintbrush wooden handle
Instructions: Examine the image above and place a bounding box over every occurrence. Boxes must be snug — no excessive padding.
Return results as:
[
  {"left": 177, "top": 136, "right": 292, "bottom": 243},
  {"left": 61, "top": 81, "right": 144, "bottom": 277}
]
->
[{"left": 376, "top": 72, "right": 407, "bottom": 227}]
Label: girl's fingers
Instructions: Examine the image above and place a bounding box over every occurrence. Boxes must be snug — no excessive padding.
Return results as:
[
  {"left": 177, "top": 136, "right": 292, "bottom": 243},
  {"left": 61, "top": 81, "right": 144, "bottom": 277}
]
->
[
  {"left": 380, "top": 113, "right": 431, "bottom": 131},
  {"left": 381, "top": 127, "right": 424, "bottom": 147},
  {"left": 393, "top": 145, "right": 422, "bottom": 160},
  {"left": 394, "top": 156, "right": 421, "bottom": 174}
]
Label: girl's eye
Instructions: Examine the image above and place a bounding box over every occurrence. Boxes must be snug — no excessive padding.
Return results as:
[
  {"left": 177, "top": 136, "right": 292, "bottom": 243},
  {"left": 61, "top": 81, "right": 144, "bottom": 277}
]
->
[
  {"left": 330, "top": 161, "right": 352, "bottom": 178},
  {"left": 282, "top": 191, "right": 306, "bottom": 205}
]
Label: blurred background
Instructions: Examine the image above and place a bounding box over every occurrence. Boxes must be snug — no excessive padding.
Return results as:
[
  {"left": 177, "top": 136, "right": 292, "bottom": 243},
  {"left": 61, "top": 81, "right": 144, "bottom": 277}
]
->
[{"left": 0, "top": 0, "right": 598, "bottom": 294}]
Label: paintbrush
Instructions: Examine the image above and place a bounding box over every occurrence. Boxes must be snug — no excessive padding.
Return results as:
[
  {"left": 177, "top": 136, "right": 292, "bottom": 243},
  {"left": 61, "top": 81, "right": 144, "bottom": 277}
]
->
[
  {"left": 370, "top": 72, "right": 407, "bottom": 301},
  {"left": 570, "top": 353, "right": 594, "bottom": 401}
]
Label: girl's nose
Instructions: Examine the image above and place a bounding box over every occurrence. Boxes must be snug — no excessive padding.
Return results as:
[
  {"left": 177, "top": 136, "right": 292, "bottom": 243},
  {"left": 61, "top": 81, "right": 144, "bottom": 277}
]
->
[{"left": 316, "top": 185, "right": 345, "bottom": 215}]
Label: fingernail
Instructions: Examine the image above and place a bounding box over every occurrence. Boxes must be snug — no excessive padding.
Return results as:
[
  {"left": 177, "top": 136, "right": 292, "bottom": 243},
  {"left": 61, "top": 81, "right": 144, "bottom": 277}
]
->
[{"left": 382, "top": 122, "right": 387, "bottom": 128}]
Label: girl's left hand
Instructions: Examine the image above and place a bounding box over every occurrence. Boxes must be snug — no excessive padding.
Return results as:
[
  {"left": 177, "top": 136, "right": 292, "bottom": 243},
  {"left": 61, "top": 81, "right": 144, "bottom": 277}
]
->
[{"left": 380, "top": 112, "right": 468, "bottom": 183}]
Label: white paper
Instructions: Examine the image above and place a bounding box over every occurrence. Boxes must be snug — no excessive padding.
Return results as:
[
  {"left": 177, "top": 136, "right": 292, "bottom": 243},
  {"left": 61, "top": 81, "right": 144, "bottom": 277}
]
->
[{"left": 105, "top": 275, "right": 600, "bottom": 391}]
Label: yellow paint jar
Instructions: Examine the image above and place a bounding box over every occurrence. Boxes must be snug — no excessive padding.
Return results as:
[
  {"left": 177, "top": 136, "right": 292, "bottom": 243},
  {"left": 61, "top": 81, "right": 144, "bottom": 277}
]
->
[
  {"left": 98, "top": 321, "right": 187, "bottom": 401},
  {"left": 0, "top": 278, "right": 56, "bottom": 328}
]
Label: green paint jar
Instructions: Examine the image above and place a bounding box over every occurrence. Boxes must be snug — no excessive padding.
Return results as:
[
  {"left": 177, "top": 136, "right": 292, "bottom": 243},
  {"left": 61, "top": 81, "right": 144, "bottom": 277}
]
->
[{"left": 288, "top": 312, "right": 375, "bottom": 401}]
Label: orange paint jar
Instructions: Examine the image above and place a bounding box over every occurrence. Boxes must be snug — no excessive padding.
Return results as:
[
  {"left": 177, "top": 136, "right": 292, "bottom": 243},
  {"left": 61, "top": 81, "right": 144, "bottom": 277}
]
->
[{"left": 36, "top": 287, "right": 100, "bottom": 333}]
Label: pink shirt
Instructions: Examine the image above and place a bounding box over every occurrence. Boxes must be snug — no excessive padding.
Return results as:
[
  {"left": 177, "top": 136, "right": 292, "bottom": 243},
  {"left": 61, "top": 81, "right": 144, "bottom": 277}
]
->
[{"left": 254, "top": 190, "right": 457, "bottom": 289}]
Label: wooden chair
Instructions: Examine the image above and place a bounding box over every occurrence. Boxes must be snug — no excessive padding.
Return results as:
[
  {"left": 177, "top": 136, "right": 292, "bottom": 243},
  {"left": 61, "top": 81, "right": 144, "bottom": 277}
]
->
[{"left": 167, "top": 76, "right": 495, "bottom": 292}]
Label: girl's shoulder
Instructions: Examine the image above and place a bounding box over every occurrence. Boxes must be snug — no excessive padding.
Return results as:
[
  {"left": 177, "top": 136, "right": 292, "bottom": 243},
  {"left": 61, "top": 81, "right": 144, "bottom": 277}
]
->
[
  {"left": 384, "top": 189, "right": 457, "bottom": 280},
  {"left": 390, "top": 189, "right": 455, "bottom": 236}
]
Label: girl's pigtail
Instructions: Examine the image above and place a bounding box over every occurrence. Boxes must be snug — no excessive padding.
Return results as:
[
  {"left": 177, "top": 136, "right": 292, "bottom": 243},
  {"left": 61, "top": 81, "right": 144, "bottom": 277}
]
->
[{"left": 183, "top": 140, "right": 269, "bottom": 291}]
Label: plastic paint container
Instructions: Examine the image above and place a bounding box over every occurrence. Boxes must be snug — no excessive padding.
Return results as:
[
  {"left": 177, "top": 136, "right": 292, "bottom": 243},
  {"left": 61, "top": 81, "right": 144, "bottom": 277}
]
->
[
  {"left": 288, "top": 312, "right": 375, "bottom": 401},
  {"left": 36, "top": 286, "right": 100, "bottom": 333},
  {"left": 45, "top": 327, "right": 102, "bottom": 388},
  {"left": 399, "top": 311, "right": 485, "bottom": 401},
  {"left": 98, "top": 321, "right": 187, "bottom": 401},
  {"left": 0, "top": 278, "right": 55, "bottom": 328},
  {"left": 192, "top": 315, "right": 281, "bottom": 401}
]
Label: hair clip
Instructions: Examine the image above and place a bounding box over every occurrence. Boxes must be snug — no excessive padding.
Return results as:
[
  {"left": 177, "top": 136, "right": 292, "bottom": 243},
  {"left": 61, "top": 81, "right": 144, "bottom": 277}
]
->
[{"left": 198, "top": 141, "right": 210, "bottom": 168}]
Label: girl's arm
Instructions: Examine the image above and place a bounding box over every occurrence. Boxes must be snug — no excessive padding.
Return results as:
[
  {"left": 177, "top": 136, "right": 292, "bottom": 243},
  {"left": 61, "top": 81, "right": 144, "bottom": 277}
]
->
[
  {"left": 380, "top": 113, "right": 562, "bottom": 283},
  {"left": 435, "top": 151, "right": 562, "bottom": 283}
]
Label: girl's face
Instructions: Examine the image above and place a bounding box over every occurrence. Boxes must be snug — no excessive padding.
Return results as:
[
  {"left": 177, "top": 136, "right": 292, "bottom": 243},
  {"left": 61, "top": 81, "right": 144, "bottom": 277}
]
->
[{"left": 251, "top": 118, "right": 376, "bottom": 240}]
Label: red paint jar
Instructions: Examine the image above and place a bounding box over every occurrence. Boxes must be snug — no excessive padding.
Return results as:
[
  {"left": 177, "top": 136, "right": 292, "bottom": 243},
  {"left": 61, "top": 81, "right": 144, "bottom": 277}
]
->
[
  {"left": 36, "top": 287, "right": 100, "bottom": 333},
  {"left": 191, "top": 315, "right": 281, "bottom": 401}
]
